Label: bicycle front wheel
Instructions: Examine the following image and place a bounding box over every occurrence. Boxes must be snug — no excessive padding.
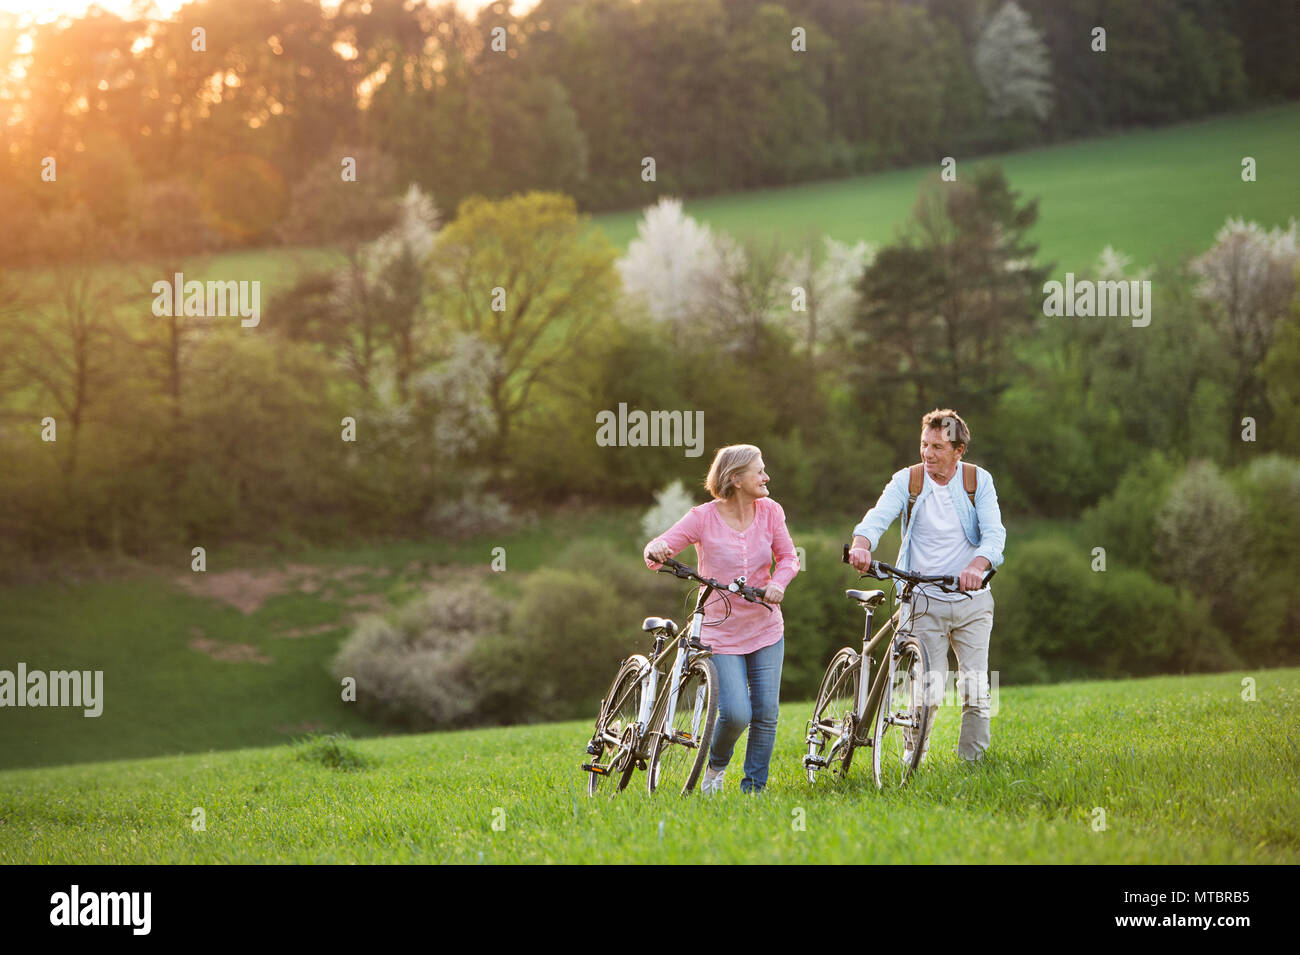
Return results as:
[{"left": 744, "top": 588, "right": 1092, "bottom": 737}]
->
[
  {"left": 647, "top": 657, "right": 718, "bottom": 795},
  {"left": 806, "top": 648, "right": 860, "bottom": 783},
  {"left": 585, "top": 657, "right": 645, "bottom": 797},
  {"left": 872, "top": 637, "right": 931, "bottom": 791}
]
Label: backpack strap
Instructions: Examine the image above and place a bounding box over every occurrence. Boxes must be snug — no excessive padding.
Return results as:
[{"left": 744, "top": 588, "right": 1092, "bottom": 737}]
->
[
  {"left": 905, "top": 463, "right": 924, "bottom": 527},
  {"left": 906, "top": 462, "right": 977, "bottom": 526}
]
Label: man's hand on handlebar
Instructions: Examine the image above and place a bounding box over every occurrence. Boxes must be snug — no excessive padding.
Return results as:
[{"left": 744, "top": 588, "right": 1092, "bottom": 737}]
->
[
  {"left": 959, "top": 558, "right": 991, "bottom": 592},
  {"left": 847, "top": 535, "right": 873, "bottom": 573}
]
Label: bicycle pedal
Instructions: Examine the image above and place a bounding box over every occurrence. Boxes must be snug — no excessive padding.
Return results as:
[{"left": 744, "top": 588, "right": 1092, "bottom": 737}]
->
[
  {"left": 582, "top": 763, "right": 609, "bottom": 775},
  {"left": 585, "top": 742, "right": 602, "bottom": 756}
]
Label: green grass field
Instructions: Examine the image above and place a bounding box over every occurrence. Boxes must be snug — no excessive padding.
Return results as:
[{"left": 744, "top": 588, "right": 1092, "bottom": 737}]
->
[
  {"left": 2, "top": 667, "right": 1295, "bottom": 864},
  {"left": 591, "top": 103, "right": 1300, "bottom": 274}
]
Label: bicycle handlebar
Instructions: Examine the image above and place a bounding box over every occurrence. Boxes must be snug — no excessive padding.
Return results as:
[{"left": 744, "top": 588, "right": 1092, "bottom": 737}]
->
[
  {"left": 655, "top": 556, "right": 774, "bottom": 610},
  {"left": 840, "top": 544, "right": 996, "bottom": 592}
]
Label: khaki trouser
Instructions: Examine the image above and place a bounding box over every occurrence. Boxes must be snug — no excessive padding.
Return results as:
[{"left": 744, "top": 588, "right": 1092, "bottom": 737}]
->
[{"left": 899, "top": 589, "right": 994, "bottom": 763}]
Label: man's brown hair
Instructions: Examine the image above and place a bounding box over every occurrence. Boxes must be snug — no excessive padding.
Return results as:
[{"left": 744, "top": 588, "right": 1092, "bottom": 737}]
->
[{"left": 920, "top": 408, "right": 970, "bottom": 451}]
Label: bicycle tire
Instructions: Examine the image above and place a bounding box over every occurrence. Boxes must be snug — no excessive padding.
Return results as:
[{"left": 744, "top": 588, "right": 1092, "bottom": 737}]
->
[
  {"left": 806, "top": 648, "right": 861, "bottom": 783},
  {"left": 872, "top": 636, "right": 931, "bottom": 791},
  {"left": 647, "top": 656, "right": 719, "bottom": 795},
  {"left": 586, "top": 656, "right": 646, "bottom": 797}
]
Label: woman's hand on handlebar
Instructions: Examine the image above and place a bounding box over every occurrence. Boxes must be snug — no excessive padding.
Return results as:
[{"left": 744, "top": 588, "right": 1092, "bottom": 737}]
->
[
  {"left": 761, "top": 582, "right": 785, "bottom": 605},
  {"left": 644, "top": 538, "right": 673, "bottom": 563}
]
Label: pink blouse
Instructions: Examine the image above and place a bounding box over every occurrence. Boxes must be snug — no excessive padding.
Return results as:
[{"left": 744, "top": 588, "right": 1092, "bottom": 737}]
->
[{"left": 644, "top": 497, "right": 800, "bottom": 655}]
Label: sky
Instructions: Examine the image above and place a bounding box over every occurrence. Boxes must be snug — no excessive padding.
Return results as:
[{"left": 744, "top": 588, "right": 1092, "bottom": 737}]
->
[{"left": 0, "top": 0, "right": 534, "bottom": 24}]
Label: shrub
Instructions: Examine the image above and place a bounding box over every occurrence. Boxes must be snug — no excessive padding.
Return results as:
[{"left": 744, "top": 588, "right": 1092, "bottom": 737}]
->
[
  {"left": 471, "top": 540, "right": 678, "bottom": 723},
  {"left": 1153, "top": 460, "right": 1248, "bottom": 611},
  {"left": 1081, "top": 450, "right": 1182, "bottom": 574},
  {"left": 331, "top": 581, "right": 506, "bottom": 729},
  {"left": 641, "top": 480, "right": 697, "bottom": 541},
  {"left": 1230, "top": 456, "right": 1300, "bottom": 662},
  {"left": 991, "top": 537, "right": 1237, "bottom": 682},
  {"left": 292, "top": 732, "right": 372, "bottom": 771}
]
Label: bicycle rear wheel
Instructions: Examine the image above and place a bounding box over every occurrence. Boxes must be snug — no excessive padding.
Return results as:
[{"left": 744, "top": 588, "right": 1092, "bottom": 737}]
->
[
  {"left": 805, "top": 648, "right": 860, "bottom": 783},
  {"left": 647, "top": 657, "right": 718, "bottom": 795},
  {"left": 585, "top": 657, "right": 645, "bottom": 797},
  {"left": 872, "top": 637, "right": 931, "bottom": 791}
]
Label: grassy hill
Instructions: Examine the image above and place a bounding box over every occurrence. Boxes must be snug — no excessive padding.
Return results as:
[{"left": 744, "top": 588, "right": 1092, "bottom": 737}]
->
[
  {"left": 591, "top": 102, "right": 1300, "bottom": 274},
  {"left": 0, "top": 507, "right": 644, "bottom": 770},
  {"left": 2, "top": 667, "right": 1295, "bottom": 864}
]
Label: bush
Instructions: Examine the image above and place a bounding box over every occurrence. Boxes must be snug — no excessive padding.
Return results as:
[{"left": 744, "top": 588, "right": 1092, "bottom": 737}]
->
[
  {"left": 991, "top": 537, "right": 1237, "bottom": 682},
  {"left": 331, "top": 581, "right": 506, "bottom": 729},
  {"left": 470, "top": 539, "right": 678, "bottom": 724},
  {"left": 1081, "top": 450, "right": 1182, "bottom": 574},
  {"left": 1153, "top": 460, "right": 1248, "bottom": 611},
  {"left": 641, "top": 480, "right": 696, "bottom": 541},
  {"left": 1230, "top": 456, "right": 1300, "bottom": 662},
  {"left": 291, "top": 732, "right": 372, "bottom": 771}
]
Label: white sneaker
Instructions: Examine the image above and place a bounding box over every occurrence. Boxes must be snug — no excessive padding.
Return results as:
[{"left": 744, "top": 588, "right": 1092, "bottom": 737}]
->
[{"left": 700, "top": 765, "right": 725, "bottom": 794}]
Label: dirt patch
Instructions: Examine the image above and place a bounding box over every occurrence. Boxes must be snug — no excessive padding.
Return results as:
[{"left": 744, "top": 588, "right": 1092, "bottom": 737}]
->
[
  {"left": 188, "top": 634, "right": 273, "bottom": 664},
  {"left": 173, "top": 569, "right": 295, "bottom": 614},
  {"left": 274, "top": 622, "right": 343, "bottom": 639},
  {"left": 173, "top": 563, "right": 391, "bottom": 612},
  {"left": 173, "top": 561, "right": 487, "bottom": 615}
]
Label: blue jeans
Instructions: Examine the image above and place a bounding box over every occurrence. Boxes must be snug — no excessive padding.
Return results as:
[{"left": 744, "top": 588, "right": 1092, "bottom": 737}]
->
[{"left": 708, "top": 637, "right": 784, "bottom": 793}]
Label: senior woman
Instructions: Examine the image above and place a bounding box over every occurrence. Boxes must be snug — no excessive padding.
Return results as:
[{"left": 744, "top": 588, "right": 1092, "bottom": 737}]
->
[{"left": 643, "top": 444, "right": 799, "bottom": 794}]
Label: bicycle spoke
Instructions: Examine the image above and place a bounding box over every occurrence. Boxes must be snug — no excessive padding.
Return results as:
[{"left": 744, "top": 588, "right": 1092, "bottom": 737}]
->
[
  {"left": 873, "top": 639, "right": 930, "bottom": 791},
  {"left": 648, "top": 658, "right": 718, "bottom": 795}
]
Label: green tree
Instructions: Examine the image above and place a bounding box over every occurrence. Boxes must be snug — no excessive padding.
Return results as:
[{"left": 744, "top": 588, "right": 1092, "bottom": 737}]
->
[
  {"left": 850, "top": 164, "right": 1051, "bottom": 454},
  {"left": 426, "top": 192, "right": 620, "bottom": 480}
]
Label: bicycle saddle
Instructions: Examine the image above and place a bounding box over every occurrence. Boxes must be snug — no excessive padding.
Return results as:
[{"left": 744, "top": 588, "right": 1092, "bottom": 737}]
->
[
  {"left": 845, "top": 589, "right": 886, "bottom": 609},
  {"left": 642, "top": 617, "right": 678, "bottom": 635}
]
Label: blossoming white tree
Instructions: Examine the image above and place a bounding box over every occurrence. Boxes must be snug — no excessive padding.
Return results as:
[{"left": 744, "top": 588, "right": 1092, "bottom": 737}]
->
[
  {"left": 1190, "top": 216, "right": 1298, "bottom": 437},
  {"left": 782, "top": 235, "right": 875, "bottom": 353},
  {"left": 617, "top": 197, "right": 728, "bottom": 329},
  {"left": 642, "top": 479, "right": 696, "bottom": 541},
  {"left": 974, "top": 1, "right": 1053, "bottom": 121}
]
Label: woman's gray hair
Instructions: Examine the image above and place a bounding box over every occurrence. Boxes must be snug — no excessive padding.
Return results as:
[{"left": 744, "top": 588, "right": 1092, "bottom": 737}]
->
[{"left": 705, "top": 444, "right": 762, "bottom": 500}]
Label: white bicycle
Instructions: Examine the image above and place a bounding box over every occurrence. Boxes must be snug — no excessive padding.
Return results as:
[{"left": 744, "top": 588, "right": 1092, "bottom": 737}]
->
[{"left": 582, "top": 557, "right": 770, "bottom": 796}]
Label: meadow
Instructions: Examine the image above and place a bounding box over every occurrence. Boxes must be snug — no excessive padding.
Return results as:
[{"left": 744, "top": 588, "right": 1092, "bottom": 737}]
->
[
  {"left": 590, "top": 102, "right": 1300, "bottom": 273},
  {"left": 2, "top": 667, "right": 1294, "bottom": 864}
]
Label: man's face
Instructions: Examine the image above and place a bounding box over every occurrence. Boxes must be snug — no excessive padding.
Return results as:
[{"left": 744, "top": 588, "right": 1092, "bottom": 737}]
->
[{"left": 920, "top": 427, "right": 963, "bottom": 481}]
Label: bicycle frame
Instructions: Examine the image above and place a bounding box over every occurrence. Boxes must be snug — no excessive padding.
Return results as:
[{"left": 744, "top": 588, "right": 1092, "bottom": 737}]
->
[
  {"left": 812, "top": 597, "right": 906, "bottom": 757},
  {"left": 806, "top": 582, "right": 930, "bottom": 769},
  {"left": 638, "top": 581, "right": 715, "bottom": 749},
  {"left": 590, "top": 579, "right": 717, "bottom": 771}
]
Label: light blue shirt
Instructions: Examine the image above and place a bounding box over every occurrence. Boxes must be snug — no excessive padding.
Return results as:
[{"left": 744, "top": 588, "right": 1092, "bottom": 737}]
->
[{"left": 851, "top": 464, "right": 1006, "bottom": 575}]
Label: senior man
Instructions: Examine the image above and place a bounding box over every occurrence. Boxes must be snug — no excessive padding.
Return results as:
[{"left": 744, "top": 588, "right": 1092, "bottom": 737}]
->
[{"left": 847, "top": 408, "right": 1006, "bottom": 764}]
